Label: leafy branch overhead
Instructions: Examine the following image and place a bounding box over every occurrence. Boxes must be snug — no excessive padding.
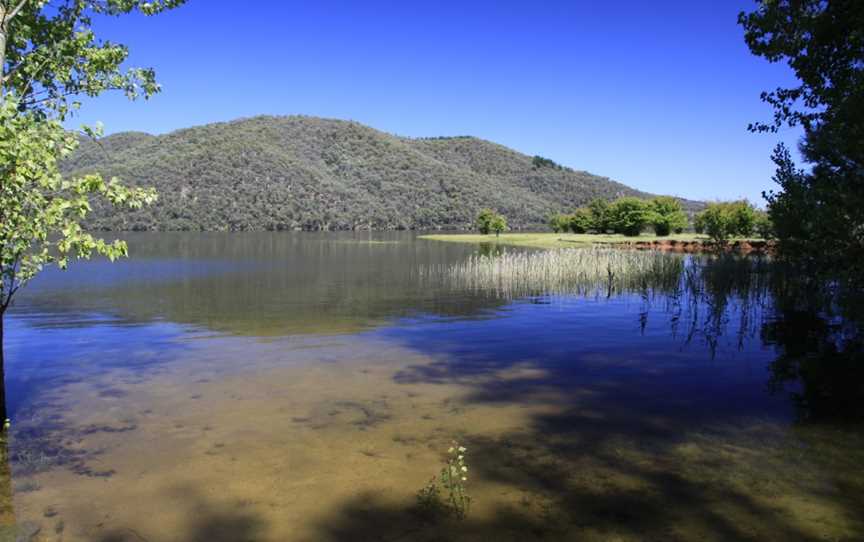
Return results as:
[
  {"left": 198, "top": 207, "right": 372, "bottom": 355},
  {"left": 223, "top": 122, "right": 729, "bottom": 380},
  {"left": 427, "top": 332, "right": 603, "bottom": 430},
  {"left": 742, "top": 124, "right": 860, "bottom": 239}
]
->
[
  {"left": 1, "top": 0, "right": 184, "bottom": 118},
  {"left": 739, "top": 0, "right": 863, "bottom": 275},
  {"left": 0, "top": 100, "right": 156, "bottom": 310},
  {"left": 0, "top": 0, "right": 183, "bottom": 314}
]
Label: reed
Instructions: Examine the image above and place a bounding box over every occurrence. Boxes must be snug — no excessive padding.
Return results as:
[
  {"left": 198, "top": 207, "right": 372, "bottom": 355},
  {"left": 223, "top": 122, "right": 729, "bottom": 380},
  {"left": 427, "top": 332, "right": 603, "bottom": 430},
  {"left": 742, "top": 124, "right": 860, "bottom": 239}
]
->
[{"left": 424, "top": 247, "right": 685, "bottom": 300}]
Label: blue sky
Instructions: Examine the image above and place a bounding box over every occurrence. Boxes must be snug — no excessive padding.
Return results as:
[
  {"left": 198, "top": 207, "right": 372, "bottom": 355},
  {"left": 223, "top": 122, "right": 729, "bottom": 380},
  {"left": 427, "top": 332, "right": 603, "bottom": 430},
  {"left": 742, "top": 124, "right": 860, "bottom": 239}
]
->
[{"left": 74, "top": 0, "right": 802, "bottom": 203}]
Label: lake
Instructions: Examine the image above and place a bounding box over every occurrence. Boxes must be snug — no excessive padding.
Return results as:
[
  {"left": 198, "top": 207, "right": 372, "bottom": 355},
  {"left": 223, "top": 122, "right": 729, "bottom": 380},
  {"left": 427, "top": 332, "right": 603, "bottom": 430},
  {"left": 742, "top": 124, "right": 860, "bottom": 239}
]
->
[{"left": 3, "top": 232, "right": 862, "bottom": 541}]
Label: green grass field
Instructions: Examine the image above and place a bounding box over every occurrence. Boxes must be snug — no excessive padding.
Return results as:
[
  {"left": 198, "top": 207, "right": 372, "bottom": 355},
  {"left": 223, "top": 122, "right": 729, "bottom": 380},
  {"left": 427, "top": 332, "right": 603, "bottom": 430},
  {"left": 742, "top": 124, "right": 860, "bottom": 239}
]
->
[{"left": 419, "top": 232, "right": 717, "bottom": 250}]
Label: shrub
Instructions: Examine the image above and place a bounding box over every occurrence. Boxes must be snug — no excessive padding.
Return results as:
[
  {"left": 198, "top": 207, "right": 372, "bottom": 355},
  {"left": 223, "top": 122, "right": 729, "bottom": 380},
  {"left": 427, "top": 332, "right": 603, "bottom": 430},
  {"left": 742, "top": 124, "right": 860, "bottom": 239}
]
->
[
  {"left": 490, "top": 214, "right": 507, "bottom": 237},
  {"left": 695, "top": 200, "right": 760, "bottom": 244},
  {"left": 609, "top": 197, "right": 652, "bottom": 236},
  {"left": 587, "top": 198, "right": 612, "bottom": 233},
  {"left": 731, "top": 201, "right": 758, "bottom": 237},
  {"left": 650, "top": 196, "right": 689, "bottom": 236},
  {"left": 569, "top": 208, "right": 593, "bottom": 234},
  {"left": 755, "top": 210, "right": 774, "bottom": 239},
  {"left": 475, "top": 208, "right": 496, "bottom": 235},
  {"left": 532, "top": 155, "right": 562, "bottom": 169},
  {"left": 694, "top": 212, "right": 705, "bottom": 234},
  {"left": 548, "top": 213, "right": 569, "bottom": 233}
]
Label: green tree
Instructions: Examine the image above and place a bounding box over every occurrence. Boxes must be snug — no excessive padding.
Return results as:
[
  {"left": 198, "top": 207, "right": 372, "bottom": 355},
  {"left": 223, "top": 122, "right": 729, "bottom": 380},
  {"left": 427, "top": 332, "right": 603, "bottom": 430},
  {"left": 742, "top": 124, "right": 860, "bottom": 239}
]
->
[
  {"left": 730, "top": 200, "right": 757, "bottom": 237},
  {"left": 754, "top": 209, "right": 774, "bottom": 240},
  {"left": 0, "top": 0, "right": 183, "bottom": 427},
  {"left": 490, "top": 214, "right": 507, "bottom": 237},
  {"left": 587, "top": 198, "right": 612, "bottom": 233},
  {"left": 693, "top": 212, "right": 705, "bottom": 235},
  {"left": 694, "top": 201, "right": 759, "bottom": 245},
  {"left": 548, "top": 213, "right": 569, "bottom": 233},
  {"left": 694, "top": 204, "right": 731, "bottom": 244},
  {"left": 740, "top": 0, "right": 864, "bottom": 274},
  {"left": 649, "top": 196, "right": 688, "bottom": 236},
  {"left": 569, "top": 208, "right": 592, "bottom": 234},
  {"left": 608, "top": 197, "right": 651, "bottom": 237},
  {"left": 475, "top": 208, "right": 495, "bottom": 234},
  {"left": 532, "top": 155, "right": 560, "bottom": 169}
]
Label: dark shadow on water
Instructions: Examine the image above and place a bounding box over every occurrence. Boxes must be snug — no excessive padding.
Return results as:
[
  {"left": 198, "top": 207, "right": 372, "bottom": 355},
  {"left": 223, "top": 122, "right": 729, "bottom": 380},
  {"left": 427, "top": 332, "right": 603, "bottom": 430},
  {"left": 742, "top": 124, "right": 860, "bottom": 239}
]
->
[
  {"left": 307, "top": 467, "right": 819, "bottom": 541},
  {"left": 303, "top": 395, "right": 864, "bottom": 541},
  {"left": 354, "top": 255, "right": 864, "bottom": 540},
  {"left": 94, "top": 486, "right": 268, "bottom": 542}
]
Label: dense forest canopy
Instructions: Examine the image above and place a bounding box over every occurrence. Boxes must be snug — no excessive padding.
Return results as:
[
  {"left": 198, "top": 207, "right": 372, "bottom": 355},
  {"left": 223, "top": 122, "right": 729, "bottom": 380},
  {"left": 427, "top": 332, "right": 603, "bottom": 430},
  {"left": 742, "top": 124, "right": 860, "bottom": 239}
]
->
[{"left": 61, "top": 115, "right": 702, "bottom": 231}]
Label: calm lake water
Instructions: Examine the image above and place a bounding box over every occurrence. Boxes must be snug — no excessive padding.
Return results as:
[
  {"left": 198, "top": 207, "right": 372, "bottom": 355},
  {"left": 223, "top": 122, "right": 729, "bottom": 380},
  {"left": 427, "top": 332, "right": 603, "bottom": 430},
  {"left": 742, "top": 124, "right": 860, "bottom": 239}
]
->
[{"left": 3, "top": 232, "right": 862, "bottom": 541}]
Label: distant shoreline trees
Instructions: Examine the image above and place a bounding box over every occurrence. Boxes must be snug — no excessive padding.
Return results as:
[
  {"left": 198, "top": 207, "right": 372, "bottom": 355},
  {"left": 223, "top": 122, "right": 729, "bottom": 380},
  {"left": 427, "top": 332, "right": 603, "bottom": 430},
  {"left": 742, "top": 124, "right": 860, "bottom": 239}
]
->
[
  {"left": 548, "top": 196, "right": 692, "bottom": 237},
  {"left": 475, "top": 209, "right": 508, "bottom": 237},
  {"left": 649, "top": 196, "right": 688, "bottom": 236},
  {"left": 693, "top": 200, "right": 770, "bottom": 245},
  {"left": 547, "top": 197, "right": 772, "bottom": 242}
]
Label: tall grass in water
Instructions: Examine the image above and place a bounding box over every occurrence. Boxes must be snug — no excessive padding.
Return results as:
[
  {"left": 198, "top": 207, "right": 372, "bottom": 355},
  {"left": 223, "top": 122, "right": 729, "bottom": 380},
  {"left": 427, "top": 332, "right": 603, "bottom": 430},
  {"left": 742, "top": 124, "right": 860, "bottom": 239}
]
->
[
  {"left": 426, "top": 247, "right": 685, "bottom": 300},
  {"left": 424, "top": 248, "right": 776, "bottom": 356}
]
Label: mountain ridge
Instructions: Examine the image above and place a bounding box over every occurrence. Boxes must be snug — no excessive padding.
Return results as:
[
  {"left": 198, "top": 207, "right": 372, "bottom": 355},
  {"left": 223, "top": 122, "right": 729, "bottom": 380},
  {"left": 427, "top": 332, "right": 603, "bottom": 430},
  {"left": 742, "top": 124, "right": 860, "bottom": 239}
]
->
[{"left": 62, "top": 115, "right": 699, "bottom": 231}]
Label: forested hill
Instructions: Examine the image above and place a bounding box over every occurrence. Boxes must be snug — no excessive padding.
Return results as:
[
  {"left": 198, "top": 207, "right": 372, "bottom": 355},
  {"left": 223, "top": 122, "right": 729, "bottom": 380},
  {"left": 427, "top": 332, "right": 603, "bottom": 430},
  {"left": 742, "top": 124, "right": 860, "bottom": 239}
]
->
[{"left": 62, "top": 115, "right": 684, "bottom": 231}]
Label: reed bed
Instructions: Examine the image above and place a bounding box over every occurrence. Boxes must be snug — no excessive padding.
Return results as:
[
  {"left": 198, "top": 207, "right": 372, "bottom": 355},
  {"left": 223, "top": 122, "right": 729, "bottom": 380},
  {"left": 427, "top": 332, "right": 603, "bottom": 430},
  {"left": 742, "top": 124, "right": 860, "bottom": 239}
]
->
[
  {"left": 422, "top": 247, "right": 777, "bottom": 355},
  {"left": 423, "top": 247, "right": 685, "bottom": 300}
]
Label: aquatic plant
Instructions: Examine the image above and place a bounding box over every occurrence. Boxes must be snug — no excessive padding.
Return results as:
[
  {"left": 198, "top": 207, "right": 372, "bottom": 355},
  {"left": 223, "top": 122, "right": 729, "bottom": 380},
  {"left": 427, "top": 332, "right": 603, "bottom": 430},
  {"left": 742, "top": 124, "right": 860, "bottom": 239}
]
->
[
  {"left": 417, "top": 442, "right": 471, "bottom": 519},
  {"left": 426, "top": 247, "right": 685, "bottom": 300}
]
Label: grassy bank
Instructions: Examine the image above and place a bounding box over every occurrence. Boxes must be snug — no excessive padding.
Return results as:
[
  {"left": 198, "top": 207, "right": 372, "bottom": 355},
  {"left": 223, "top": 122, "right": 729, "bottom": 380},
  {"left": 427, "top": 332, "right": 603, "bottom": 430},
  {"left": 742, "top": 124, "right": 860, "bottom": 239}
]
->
[{"left": 419, "top": 232, "right": 717, "bottom": 250}]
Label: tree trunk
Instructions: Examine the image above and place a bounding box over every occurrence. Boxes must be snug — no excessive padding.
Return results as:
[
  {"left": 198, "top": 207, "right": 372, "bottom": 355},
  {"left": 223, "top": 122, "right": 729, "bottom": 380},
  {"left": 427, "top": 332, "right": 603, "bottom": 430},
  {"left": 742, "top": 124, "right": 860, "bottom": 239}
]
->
[
  {"left": 0, "top": 6, "right": 7, "bottom": 91},
  {"left": 0, "top": 313, "right": 5, "bottom": 425},
  {"left": 0, "top": 313, "right": 12, "bottom": 528}
]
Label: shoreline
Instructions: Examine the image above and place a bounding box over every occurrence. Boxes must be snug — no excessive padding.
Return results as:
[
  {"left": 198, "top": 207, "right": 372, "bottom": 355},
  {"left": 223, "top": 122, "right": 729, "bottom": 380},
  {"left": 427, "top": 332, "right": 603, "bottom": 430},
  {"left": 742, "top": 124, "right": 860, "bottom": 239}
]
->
[{"left": 419, "top": 233, "right": 773, "bottom": 252}]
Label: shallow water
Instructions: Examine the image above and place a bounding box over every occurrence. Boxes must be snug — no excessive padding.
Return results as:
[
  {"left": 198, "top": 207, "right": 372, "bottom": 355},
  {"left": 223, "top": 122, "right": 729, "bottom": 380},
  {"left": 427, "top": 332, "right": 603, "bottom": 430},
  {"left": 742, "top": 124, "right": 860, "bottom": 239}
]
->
[{"left": 3, "top": 232, "right": 862, "bottom": 541}]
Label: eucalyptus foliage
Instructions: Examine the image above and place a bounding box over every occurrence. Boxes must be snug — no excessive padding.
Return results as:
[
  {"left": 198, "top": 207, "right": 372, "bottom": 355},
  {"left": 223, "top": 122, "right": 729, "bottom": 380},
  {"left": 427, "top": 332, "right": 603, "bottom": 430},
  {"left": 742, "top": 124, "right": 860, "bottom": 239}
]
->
[
  {"left": 694, "top": 201, "right": 761, "bottom": 245},
  {"left": 0, "top": 0, "right": 182, "bottom": 423},
  {"left": 0, "top": 0, "right": 182, "bottom": 312},
  {"left": 475, "top": 208, "right": 507, "bottom": 236},
  {"left": 0, "top": 99, "right": 156, "bottom": 311},
  {"left": 551, "top": 197, "right": 692, "bottom": 237},
  {"left": 62, "top": 116, "right": 667, "bottom": 232},
  {"left": 649, "top": 196, "right": 688, "bottom": 236},
  {"left": 740, "top": 0, "right": 863, "bottom": 273},
  {"left": 548, "top": 213, "right": 566, "bottom": 233},
  {"left": 607, "top": 197, "right": 652, "bottom": 237},
  {"left": 568, "top": 207, "right": 592, "bottom": 234}
]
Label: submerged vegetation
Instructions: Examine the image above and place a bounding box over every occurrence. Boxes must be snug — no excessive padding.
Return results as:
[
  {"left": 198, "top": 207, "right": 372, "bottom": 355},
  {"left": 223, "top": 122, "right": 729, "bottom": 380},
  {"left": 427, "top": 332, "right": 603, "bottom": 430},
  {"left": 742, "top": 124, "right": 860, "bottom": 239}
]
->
[
  {"left": 8, "top": 233, "right": 864, "bottom": 540},
  {"left": 426, "top": 245, "right": 863, "bottom": 421}
]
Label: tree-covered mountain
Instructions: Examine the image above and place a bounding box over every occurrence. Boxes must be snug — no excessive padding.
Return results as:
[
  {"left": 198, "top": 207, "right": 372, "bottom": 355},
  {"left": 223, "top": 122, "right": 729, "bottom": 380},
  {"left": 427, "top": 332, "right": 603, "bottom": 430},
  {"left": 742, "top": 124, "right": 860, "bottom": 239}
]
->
[{"left": 62, "top": 115, "right": 694, "bottom": 231}]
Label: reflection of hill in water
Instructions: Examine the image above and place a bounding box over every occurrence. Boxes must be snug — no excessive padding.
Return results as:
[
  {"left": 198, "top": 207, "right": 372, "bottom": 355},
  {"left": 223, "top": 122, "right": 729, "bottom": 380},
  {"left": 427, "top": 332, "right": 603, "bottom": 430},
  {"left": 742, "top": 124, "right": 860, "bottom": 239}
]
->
[
  {"left": 13, "top": 233, "right": 864, "bottom": 422},
  {"left": 14, "top": 232, "right": 513, "bottom": 336},
  {"left": 4, "top": 234, "right": 864, "bottom": 540}
]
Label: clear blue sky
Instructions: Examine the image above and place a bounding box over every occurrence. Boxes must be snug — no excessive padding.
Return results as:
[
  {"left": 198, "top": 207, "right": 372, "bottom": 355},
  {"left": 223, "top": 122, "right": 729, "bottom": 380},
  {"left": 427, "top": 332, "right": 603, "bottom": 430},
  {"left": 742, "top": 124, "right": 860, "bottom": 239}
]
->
[{"left": 73, "top": 0, "right": 802, "bottom": 204}]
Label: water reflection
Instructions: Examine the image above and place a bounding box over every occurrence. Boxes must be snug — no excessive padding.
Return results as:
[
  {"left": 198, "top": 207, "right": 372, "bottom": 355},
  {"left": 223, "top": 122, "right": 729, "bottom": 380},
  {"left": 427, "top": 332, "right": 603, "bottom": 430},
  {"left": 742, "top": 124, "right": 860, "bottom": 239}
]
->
[
  {"left": 16, "top": 232, "right": 509, "bottom": 336},
  {"left": 431, "top": 247, "right": 863, "bottom": 422},
  {"left": 2, "top": 233, "right": 862, "bottom": 540}
]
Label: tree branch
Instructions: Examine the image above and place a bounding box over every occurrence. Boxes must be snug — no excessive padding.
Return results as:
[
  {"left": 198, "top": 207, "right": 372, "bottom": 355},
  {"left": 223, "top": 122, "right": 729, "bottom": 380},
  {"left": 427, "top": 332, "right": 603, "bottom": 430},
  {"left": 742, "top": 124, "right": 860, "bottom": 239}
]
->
[{"left": 4, "top": 0, "right": 29, "bottom": 24}]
